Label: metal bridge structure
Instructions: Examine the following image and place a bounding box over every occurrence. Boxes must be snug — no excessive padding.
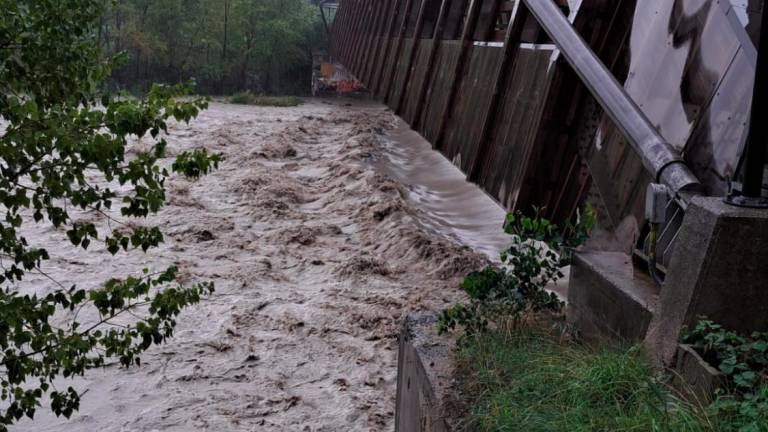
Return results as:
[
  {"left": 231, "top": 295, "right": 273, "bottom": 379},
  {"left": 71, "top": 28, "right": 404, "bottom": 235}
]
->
[
  {"left": 328, "top": 0, "right": 765, "bottom": 271},
  {"left": 329, "top": 4, "right": 768, "bottom": 426}
]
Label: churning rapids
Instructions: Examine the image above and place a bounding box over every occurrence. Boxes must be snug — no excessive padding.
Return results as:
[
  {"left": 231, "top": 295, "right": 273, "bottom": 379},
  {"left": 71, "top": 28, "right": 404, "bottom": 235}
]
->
[{"left": 13, "top": 99, "right": 510, "bottom": 431}]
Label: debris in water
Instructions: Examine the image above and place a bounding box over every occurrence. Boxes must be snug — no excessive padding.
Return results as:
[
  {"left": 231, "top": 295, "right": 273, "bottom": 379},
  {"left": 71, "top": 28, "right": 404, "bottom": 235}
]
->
[
  {"left": 196, "top": 230, "right": 216, "bottom": 242},
  {"left": 334, "top": 256, "right": 391, "bottom": 278}
]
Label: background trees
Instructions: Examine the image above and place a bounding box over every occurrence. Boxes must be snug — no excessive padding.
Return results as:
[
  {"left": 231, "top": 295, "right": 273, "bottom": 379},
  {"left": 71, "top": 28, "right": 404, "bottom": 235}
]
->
[{"left": 101, "top": 0, "right": 324, "bottom": 95}]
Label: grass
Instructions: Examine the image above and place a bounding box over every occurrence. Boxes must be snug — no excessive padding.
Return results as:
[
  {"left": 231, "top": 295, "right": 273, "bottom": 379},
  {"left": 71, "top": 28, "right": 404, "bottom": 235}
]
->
[
  {"left": 457, "top": 327, "right": 715, "bottom": 431},
  {"left": 228, "top": 91, "right": 303, "bottom": 107}
]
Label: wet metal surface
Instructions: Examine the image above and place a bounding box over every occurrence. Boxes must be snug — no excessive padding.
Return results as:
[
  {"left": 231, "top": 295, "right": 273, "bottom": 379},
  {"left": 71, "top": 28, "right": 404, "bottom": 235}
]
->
[{"left": 621, "top": 0, "right": 758, "bottom": 195}]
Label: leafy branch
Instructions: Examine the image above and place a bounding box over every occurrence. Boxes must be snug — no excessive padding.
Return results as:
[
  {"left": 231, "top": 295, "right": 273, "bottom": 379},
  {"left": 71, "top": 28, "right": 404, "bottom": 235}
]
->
[
  {"left": 0, "top": 0, "right": 222, "bottom": 428},
  {"left": 438, "top": 206, "right": 596, "bottom": 340}
]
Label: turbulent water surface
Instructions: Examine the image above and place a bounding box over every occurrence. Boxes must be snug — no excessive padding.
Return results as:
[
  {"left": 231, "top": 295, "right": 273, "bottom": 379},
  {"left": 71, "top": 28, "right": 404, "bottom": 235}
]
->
[{"left": 13, "top": 99, "right": 509, "bottom": 432}]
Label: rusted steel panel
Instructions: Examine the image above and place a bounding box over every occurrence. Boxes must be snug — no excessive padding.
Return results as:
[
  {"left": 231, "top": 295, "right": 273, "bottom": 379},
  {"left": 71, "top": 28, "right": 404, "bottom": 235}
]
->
[
  {"left": 442, "top": 45, "right": 503, "bottom": 173},
  {"left": 343, "top": 0, "right": 362, "bottom": 64},
  {"left": 469, "top": 2, "right": 528, "bottom": 180},
  {"left": 332, "top": 1, "right": 351, "bottom": 59},
  {"left": 419, "top": 41, "right": 462, "bottom": 142},
  {"left": 351, "top": 1, "right": 374, "bottom": 75},
  {"left": 372, "top": 0, "right": 404, "bottom": 95},
  {"left": 514, "top": 63, "right": 590, "bottom": 222},
  {"left": 476, "top": 46, "right": 555, "bottom": 209},
  {"left": 388, "top": 39, "right": 416, "bottom": 109},
  {"left": 419, "top": 0, "right": 444, "bottom": 38},
  {"left": 405, "top": 0, "right": 425, "bottom": 37},
  {"left": 408, "top": 0, "right": 454, "bottom": 127},
  {"left": 354, "top": 0, "right": 376, "bottom": 75},
  {"left": 329, "top": 0, "right": 759, "bottom": 234},
  {"left": 474, "top": 0, "right": 500, "bottom": 41},
  {"left": 359, "top": 0, "right": 382, "bottom": 75},
  {"left": 380, "top": 0, "right": 415, "bottom": 99},
  {"left": 402, "top": 40, "right": 435, "bottom": 124},
  {"left": 362, "top": 0, "right": 390, "bottom": 83},
  {"left": 443, "top": 0, "right": 470, "bottom": 39},
  {"left": 377, "top": 36, "right": 399, "bottom": 98},
  {"left": 433, "top": 0, "right": 485, "bottom": 146},
  {"left": 549, "top": 155, "right": 592, "bottom": 226},
  {"left": 393, "top": 0, "right": 434, "bottom": 113}
]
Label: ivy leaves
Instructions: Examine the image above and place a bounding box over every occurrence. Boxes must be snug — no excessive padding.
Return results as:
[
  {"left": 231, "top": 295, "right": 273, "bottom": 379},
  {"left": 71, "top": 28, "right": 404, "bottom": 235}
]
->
[
  {"left": 684, "top": 320, "right": 768, "bottom": 393},
  {"left": 684, "top": 320, "right": 768, "bottom": 431},
  {"left": 0, "top": 0, "right": 220, "bottom": 429}
]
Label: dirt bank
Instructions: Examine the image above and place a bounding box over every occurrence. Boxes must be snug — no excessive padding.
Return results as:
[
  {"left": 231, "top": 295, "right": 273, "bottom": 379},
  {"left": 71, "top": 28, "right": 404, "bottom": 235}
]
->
[{"left": 16, "top": 99, "right": 508, "bottom": 432}]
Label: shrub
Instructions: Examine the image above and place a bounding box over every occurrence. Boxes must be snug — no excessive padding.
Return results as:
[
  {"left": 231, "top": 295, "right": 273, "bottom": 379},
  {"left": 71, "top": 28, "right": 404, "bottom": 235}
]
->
[
  {"left": 230, "top": 90, "right": 256, "bottom": 104},
  {"left": 229, "top": 91, "right": 303, "bottom": 107},
  {"left": 684, "top": 319, "right": 768, "bottom": 431},
  {"left": 438, "top": 207, "right": 596, "bottom": 338}
]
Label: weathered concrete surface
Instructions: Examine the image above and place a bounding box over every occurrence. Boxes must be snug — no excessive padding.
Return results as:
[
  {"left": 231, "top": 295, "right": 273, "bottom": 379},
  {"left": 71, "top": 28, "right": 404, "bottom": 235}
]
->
[
  {"left": 645, "top": 197, "right": 768, "bottom": 365},
  {"left": 673, "top": 344, "right": 724, "bottom": 403},
  {"left": 395, "top": 313, "right": 460, "bottom": 432},
  {"left": 567, "top": 251, "right": 659, "bottom": 342}
]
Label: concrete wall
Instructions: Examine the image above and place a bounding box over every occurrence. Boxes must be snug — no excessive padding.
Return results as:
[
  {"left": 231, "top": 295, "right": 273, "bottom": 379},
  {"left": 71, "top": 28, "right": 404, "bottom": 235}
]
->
[{"left": 395, "top": 314, "right": 459, "bottom": 432}]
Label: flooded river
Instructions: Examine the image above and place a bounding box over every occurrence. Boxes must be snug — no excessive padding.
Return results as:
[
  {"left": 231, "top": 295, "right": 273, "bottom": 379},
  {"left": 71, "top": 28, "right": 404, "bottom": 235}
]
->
[{"left": 13, "top": 99, "right": 509, "bottom": 431}]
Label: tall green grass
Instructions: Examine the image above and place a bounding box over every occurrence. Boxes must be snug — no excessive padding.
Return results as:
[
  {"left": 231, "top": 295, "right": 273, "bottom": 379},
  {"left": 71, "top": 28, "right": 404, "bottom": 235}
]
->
[
  {"left": 458, "top": 329, "right": 714, "bottom": 431},
  {"left": 229, "top": 91, "right": 303, "bottom": 107}
]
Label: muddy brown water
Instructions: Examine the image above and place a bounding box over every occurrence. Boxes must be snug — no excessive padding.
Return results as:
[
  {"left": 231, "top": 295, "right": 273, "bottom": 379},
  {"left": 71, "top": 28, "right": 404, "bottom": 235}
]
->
[{"left": 11, "top": 99, "right": 510, "bottom": 431}]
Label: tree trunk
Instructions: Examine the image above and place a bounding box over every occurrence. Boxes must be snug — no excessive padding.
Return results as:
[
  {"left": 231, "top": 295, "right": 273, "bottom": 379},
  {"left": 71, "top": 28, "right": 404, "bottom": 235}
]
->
[{"left": 220, "top": 0, "right": 230, "bottom": 94}]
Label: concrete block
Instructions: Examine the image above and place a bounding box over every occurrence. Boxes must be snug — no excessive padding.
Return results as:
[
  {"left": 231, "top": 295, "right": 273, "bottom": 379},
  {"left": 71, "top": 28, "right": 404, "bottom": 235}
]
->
[
  {"left": 673, "top": 344, "right": 724, "bottom": 403},
  {"left": 645, "top": 197, "right": 768, "bottom": 365},
  {"left": 395, "top": 313, "right": 460, "bottom": 432},
  {"left": 567, "top": 251, "right": 659, "bottom": 342}
]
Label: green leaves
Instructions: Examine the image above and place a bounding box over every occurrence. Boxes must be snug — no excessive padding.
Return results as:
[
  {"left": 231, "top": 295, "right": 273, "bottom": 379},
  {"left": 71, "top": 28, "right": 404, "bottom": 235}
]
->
[
  {"left": 439, "top": 207, "right": 595, "bottom": 340},
  {"left": 0, "top": 0, "right": 220, "bottom": 428},
  {"left": 503, "top": 206, "right": 597, "bottom": 252},
  {"left": 684, "top": 319, "right": 768, "bottom": 431},
  {"left": 105, "top": 226, "right": 164, "bottom": 255},
  {"left": 504, "top": 208, "right": 558, "bottom": 243},
  {"left": 91, "top": 0, "right": 321, "bottom": 95},
  {"left": 684, "top": 319, "right": 768, "bottom": 393},
  {"left": 173, "top": 149, "right": 222, "bottom": 179},
  {"left": 461, "top": 267, "right": 504, "bottom": 301}
]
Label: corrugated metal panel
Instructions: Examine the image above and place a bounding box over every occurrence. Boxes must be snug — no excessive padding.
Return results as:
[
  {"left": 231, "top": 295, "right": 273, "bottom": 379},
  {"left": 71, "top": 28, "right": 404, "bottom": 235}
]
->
[
  {"left": 477, "top": 46, "right": 555, "bottom": 209},
  {"left": 441, "top": 45, "right": 503, "bottom": 173},
  {"left": 388, "top": 39, "right": 415, "bottom": 109},
  {"left": 419, "top": 41, "right": 461, "bottom": 142},
  {"left": 402, "top": 40, "right": 434, "bottom": 123},
  {"left": 330, "top": 0, "right": 757, "bottom": 238}
]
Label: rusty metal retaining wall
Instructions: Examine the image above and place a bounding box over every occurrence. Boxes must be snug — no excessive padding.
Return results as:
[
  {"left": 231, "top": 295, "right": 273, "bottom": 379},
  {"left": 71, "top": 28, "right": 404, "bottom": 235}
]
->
[{"left": 330, "top": 0, "right": 759, "bottom": 234}]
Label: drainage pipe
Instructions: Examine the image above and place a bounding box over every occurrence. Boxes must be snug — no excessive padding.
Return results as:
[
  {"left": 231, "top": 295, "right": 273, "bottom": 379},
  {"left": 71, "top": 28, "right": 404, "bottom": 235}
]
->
[{"left": 522, "top": 0, "right": 703, "bottom": 207}]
